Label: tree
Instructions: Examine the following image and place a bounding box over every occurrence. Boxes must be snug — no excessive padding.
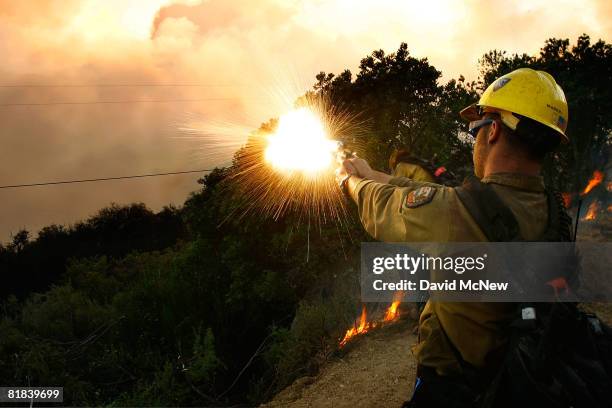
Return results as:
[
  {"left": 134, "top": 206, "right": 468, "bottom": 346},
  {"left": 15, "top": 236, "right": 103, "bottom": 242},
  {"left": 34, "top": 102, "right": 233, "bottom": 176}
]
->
[
  {"left": 309, "top": 43, "right": 477, "bottom": 177},
  {"left": 9, "top": 229, "right": 29, "bottom": 253}
]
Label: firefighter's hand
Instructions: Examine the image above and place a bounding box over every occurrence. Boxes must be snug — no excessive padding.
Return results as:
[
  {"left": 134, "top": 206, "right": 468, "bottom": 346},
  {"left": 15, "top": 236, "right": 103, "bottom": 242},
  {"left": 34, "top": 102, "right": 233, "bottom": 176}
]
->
[
  {"left": 335, "top": 159, "right": 357, "bottom": 185},
  {"left": 347, "top": 158, "right": 375, "bottom": 179},
  {"left": 345, "top": 158, "right": 393, "bottom": 185}
]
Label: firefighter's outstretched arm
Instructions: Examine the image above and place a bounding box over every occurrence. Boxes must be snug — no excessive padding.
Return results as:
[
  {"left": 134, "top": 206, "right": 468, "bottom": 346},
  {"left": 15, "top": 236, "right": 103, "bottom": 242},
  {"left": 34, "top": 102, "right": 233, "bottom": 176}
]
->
[
  {"left": 343, "top": 157, "right": 393, "bottom": 184},
  {"left": 336, "top": 158, "right": 451, "bottom": 242}
]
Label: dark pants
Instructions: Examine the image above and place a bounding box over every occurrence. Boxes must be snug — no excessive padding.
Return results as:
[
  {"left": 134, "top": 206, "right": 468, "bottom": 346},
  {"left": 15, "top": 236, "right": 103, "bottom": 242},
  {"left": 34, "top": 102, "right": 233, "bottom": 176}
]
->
[{"left": 404, "top": 367, "right": 477, "bottom": 407}]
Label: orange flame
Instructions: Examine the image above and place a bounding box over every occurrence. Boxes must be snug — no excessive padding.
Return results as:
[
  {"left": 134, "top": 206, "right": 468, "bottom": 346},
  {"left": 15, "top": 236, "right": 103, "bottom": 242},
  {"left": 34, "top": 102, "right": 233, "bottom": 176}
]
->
[
  {"left": 561, "top": 193, "right": 572, "bottom": 209},
  {"left": 607, "top": 182, "right": 612, "bottom": 192},
  {"left": 339, "top": 292, "right": 404, "bottom": 347},
  {"left": 383, "top": 291, "right": 404, "bottom": 322},
  {"left": 581, "top": 170, "right": 604, "bottom": 196},
  {"left": 607, "top": 204, "right": 612, "bottom": 213},
  {"left": 339, "top": 305, "right": 371, "bottom": 347},
  {"left": 383, "top": 300, "right": 401, "bottom": 322},
  {"left": 583, "top": 201, "right": 599, "bottom": 221}
]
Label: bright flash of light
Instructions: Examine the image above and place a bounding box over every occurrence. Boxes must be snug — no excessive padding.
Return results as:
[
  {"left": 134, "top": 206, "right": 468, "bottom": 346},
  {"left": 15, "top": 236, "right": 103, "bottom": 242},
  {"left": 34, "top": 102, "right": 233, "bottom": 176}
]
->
[
  {"left": 224, "top": 94, "right": 368, "bottom": 226},
  {"left": 177, "top": 75, "right": 369, "bottom": 239},
  {"left": 264, "top": 108, "right": 338, "bottom": 174}
]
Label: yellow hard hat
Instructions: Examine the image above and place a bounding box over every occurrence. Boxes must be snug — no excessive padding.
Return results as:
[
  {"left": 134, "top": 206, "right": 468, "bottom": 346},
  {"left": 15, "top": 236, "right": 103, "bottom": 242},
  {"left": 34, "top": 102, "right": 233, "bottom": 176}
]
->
[{"left": 460, "top": 68, "right": 569, "bottom": 142}]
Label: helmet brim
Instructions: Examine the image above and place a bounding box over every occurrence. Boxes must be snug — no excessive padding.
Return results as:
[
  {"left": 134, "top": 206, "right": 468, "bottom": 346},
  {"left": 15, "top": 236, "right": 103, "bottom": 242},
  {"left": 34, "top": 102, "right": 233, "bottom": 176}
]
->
[{"left": 459, "top": 104, "right": 481, "bottom": 122}]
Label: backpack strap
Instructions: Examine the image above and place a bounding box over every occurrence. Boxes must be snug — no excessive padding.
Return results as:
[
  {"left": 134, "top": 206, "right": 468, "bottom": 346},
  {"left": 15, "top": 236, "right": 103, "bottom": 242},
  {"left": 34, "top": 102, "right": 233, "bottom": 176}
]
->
[
  {"left": 454, "top": 176, "right": 522, "bottom": 242},
  {"left": 539, "top": 190, "right": 573, "bottom": 242},
  {"left": 541, "top": 190, "right": 580, "bottom": 291},
  {"left": 456, "top": 177, "right": 571, "bottom": 242}
]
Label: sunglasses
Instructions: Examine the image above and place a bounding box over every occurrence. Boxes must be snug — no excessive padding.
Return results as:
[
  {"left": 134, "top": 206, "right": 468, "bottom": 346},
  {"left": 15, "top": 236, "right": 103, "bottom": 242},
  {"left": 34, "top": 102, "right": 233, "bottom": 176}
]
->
[{"left": 468, "top": 119, "right": 494, "bottom": 137}]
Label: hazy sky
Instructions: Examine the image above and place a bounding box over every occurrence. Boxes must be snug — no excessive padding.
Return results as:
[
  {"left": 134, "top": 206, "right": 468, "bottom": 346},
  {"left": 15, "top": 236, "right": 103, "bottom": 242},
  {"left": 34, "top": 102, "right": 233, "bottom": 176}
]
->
[{"left": 0, "top": 0, "right": 610, "bottom": 242}]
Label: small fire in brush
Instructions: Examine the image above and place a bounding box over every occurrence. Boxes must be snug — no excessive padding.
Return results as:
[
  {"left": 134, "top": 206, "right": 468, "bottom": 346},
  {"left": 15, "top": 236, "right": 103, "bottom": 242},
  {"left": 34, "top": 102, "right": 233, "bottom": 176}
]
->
[
  {"left": 581, "top": 170, "right": 604, "bottom": 196},
  {"left": 339, "top": 292, "right": 404, "bottom": 348},
  {"left": 583, "top": 201, "right": 600, "bottom": 221},
  {"left": 339, "top": 305, "right": 372, "bottom": 348}
]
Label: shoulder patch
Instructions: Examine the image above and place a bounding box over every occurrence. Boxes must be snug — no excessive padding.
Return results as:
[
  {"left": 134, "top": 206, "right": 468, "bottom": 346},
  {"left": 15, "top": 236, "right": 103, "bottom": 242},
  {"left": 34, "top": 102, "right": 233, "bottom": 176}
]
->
[{"left": 404, "top": 186, "right": 437, "bottom": 208}]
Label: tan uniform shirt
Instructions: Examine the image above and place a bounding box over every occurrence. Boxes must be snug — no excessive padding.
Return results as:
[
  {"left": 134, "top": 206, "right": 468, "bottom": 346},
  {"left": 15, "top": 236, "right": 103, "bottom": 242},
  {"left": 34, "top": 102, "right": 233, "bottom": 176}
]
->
[
  {"left": 393, "top": 162, "right": 437, "bottom": 183},
  {"left": 349, "top": 173, "right": 548, "bottom": 375}
]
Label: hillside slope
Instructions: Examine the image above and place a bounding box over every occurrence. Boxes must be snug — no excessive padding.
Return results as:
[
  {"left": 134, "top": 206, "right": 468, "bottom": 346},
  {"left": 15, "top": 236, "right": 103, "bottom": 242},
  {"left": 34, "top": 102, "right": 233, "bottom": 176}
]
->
[
  {"left": 262, "top": 303, "right": 612, "bottom": 408},
  {"left": 262, "top": 320, "right": 418, "bottom": 408}
]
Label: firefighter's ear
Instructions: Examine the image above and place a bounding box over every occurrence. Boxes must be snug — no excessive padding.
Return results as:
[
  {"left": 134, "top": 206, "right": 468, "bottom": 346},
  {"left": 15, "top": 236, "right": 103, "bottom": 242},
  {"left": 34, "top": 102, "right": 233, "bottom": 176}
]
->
[{"left": 487, "top": 120, "right": 502, "bottom": 144}]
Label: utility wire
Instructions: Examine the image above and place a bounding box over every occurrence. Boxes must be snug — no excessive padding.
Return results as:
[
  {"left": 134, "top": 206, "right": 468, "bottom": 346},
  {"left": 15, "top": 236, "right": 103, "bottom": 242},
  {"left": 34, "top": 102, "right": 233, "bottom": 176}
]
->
[
  {"left": 0, "top": 169, "right": 214, "bottom": 190},
  {"left": 0, "top": 84, "right": 252, "bottom": 88},
  {"left": 0, "top": 97, "right": 264, "bottom": 107}
]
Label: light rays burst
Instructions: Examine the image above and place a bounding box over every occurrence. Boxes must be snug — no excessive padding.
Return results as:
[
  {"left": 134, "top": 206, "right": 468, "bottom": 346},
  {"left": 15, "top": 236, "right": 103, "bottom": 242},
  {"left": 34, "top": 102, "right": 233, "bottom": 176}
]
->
[
  {"left": 173, "top": 69, "right": 369, "bottom": 232},
  {"left": 230, "top": 94, "right": 367, "bottom": 227}
]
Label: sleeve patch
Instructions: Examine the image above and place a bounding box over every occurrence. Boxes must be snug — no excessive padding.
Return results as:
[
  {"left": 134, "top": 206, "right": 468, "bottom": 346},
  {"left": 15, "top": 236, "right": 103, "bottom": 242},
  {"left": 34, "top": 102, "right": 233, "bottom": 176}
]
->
[{"left": 404, "top": 186, "right": 436, "bottom": 208}]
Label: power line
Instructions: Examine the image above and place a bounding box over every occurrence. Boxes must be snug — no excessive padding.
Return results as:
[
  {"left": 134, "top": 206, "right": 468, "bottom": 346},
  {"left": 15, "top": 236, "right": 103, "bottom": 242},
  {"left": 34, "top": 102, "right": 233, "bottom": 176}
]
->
[
  {"left": 0, "top": 84, "right": 251, "bottom": 88},
  {"left": 0, "top": 169, "right": 215, "bottom": 190},
  {"left": 0, "top": 98, "right": 264, "bottom": 107}
]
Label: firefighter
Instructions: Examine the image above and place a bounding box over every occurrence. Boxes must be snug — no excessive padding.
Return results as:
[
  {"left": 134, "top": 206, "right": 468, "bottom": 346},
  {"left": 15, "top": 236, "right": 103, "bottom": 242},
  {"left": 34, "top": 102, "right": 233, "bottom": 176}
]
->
[
  {"left": 336, "top": 68, "right": 569, "bottom": 406},
  {"left": 389, "top": 148, "right": 437, "bottom": 183}
]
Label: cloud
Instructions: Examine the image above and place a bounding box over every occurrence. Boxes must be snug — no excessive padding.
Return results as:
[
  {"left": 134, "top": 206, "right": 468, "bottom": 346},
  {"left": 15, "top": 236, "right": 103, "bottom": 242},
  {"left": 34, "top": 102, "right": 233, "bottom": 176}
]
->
[{"left": 0, "top": 0, "right": 610, "bottom": 241}]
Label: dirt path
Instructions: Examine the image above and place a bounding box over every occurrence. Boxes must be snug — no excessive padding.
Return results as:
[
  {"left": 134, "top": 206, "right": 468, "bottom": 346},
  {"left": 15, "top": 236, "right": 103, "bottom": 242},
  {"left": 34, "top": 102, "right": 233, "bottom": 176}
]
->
[
  {"left": 262, "top": 303, "right": 612, "bottom": 408},
  {"left": 262, "top": 320, "right": 417, "bottom": 408}
]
